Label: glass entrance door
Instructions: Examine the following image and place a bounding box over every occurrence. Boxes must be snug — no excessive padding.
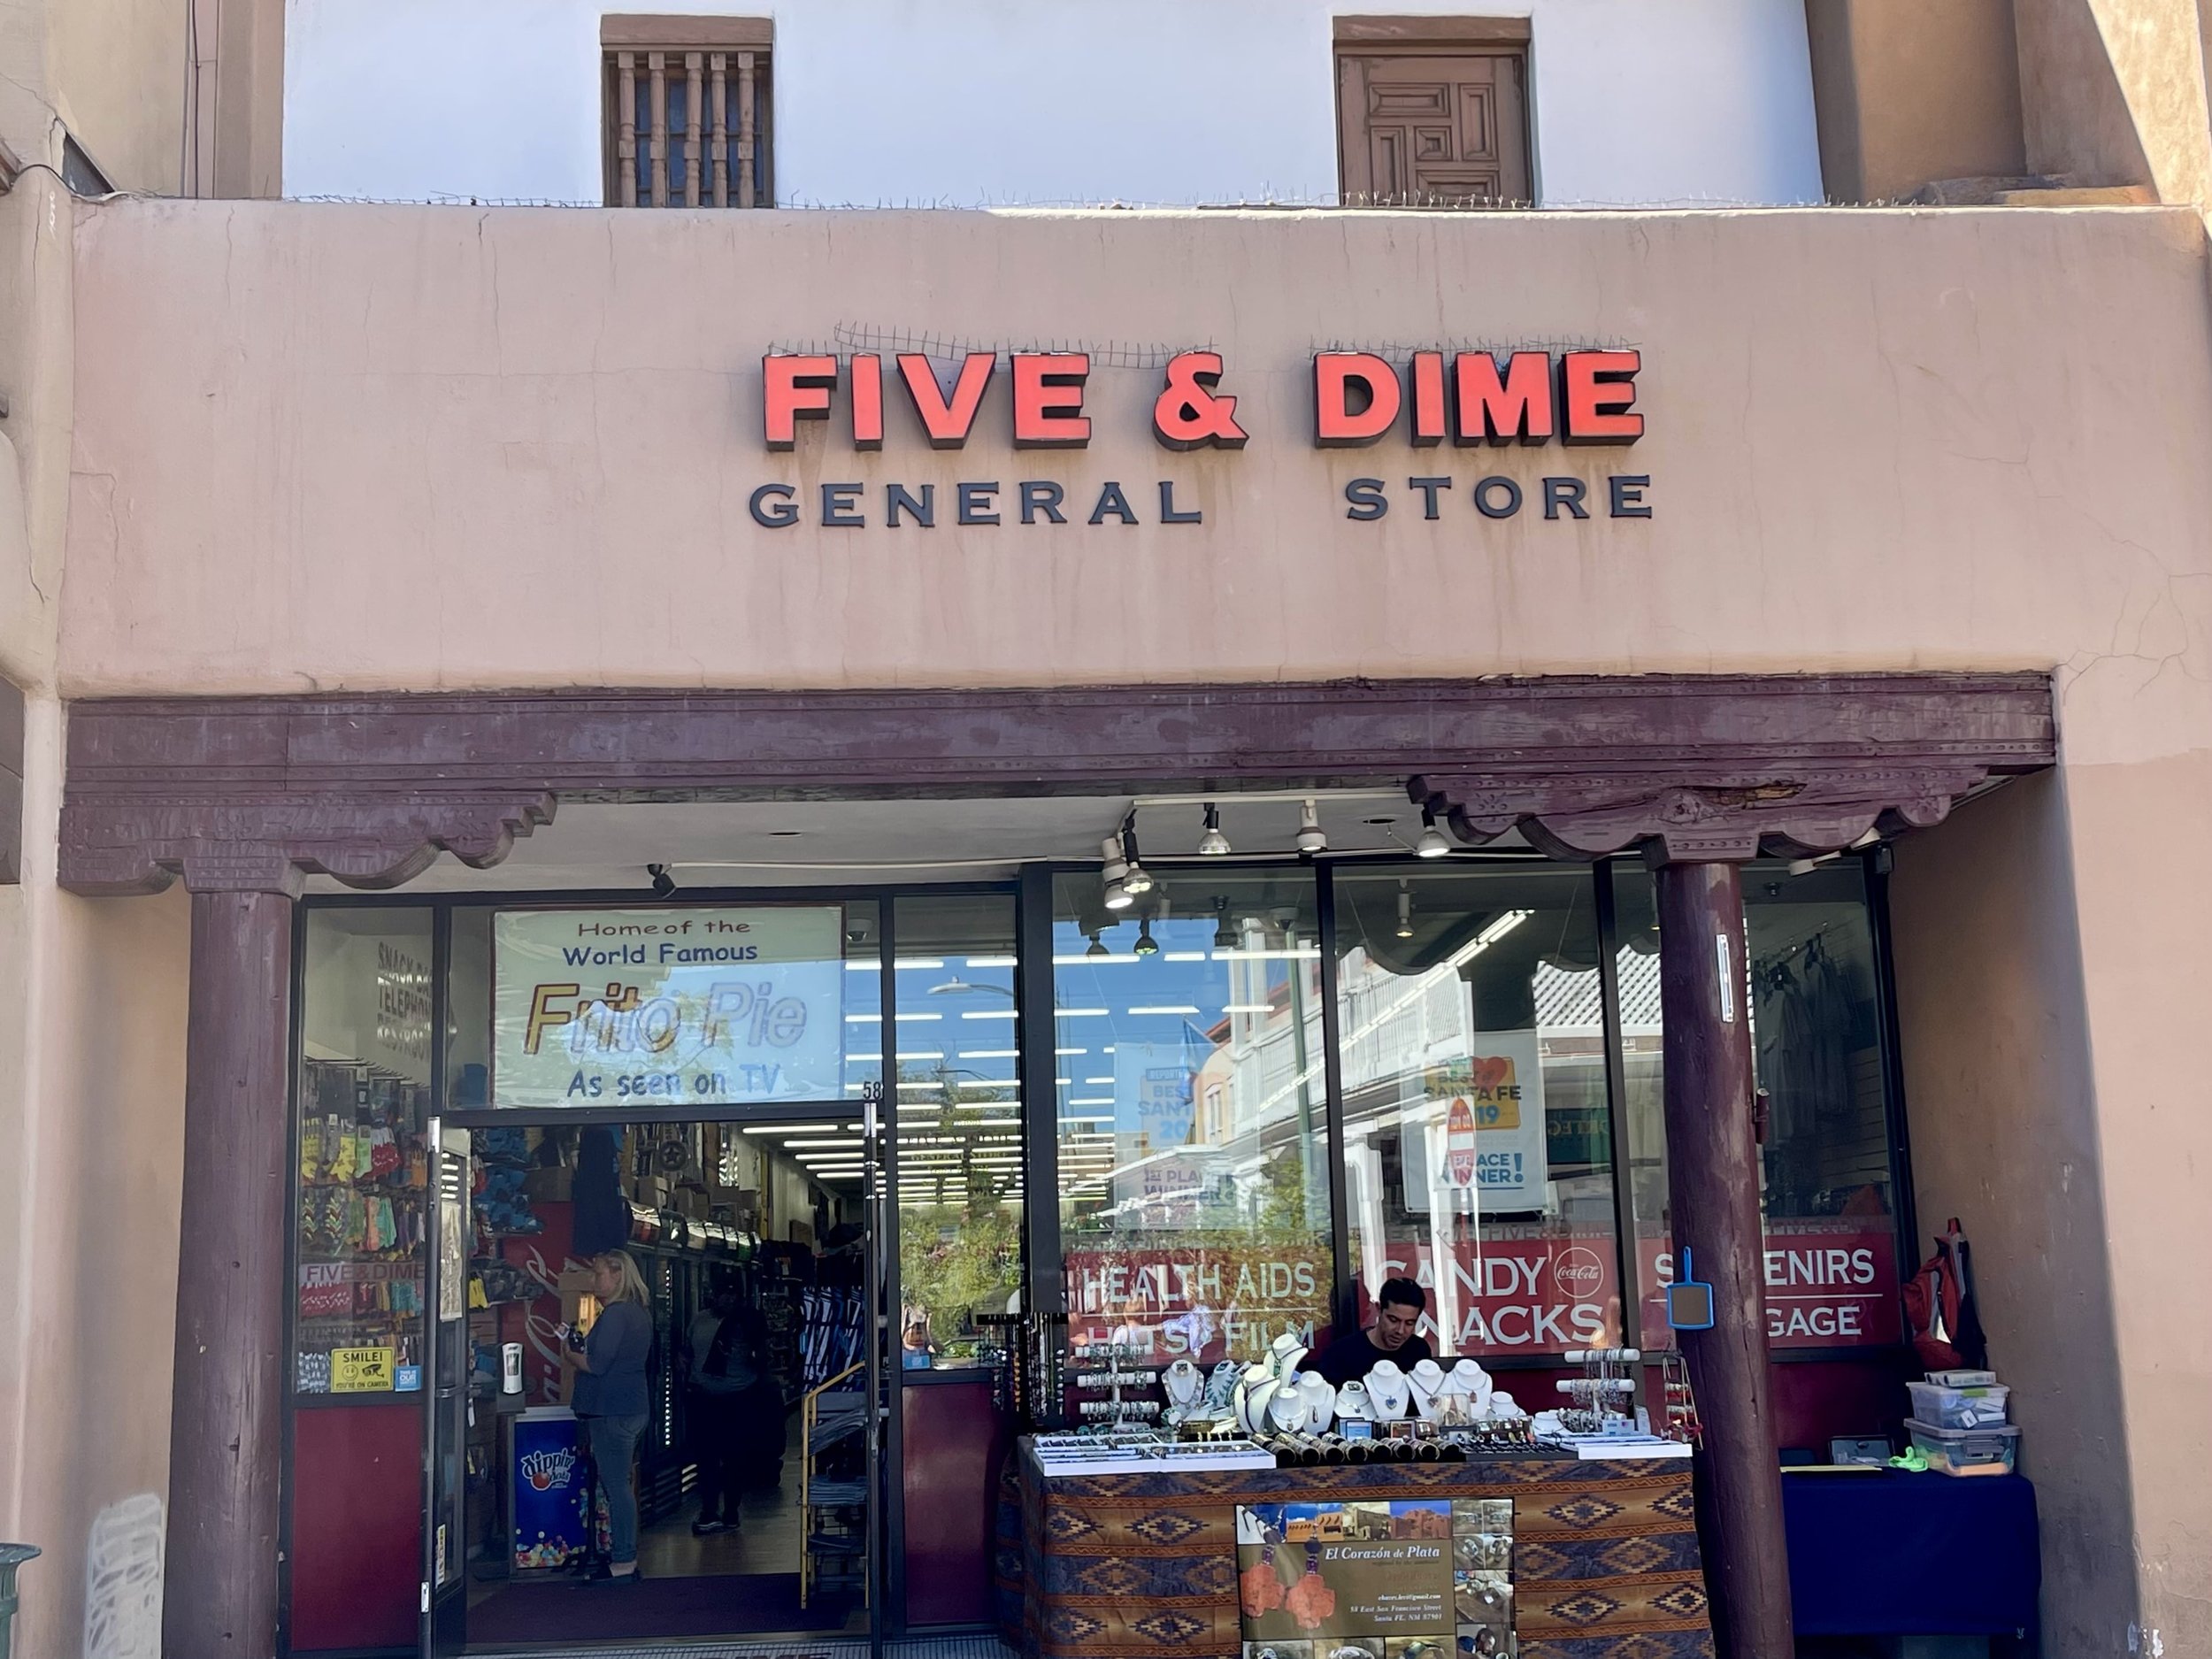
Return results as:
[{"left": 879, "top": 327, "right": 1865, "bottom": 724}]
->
[
  {"left": 411, "top": 1103, "right": 884, "bottom": 1655},
  {"left": 422, "top": 1122, "right": 472, "bottom": 1657}
]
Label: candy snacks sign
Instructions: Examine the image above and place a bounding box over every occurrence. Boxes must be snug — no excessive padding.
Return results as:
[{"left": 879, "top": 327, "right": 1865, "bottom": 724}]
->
[
  {"left": 747, "top": 347, "right": 1650, "bottom": 529},
  {"left": 493, "top": 907, "right": 844, "bottom": 1107}
]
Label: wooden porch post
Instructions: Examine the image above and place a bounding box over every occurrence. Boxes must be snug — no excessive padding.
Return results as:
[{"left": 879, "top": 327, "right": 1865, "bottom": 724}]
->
[
  {"left": 165, "top": 886, "right": 296, "bottom": 1657},
  {"left": 1654, "top": 858, "right": 1793, "bottom": 1658}
]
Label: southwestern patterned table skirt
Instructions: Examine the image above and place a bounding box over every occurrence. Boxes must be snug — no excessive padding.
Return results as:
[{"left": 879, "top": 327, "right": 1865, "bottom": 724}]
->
[{"left": 995, "top": 1448, "right": 1714, "bottom": 1659}]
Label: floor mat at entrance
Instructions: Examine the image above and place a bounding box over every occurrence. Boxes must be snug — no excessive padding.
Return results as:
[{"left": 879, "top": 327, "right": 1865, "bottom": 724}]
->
[{"left": 467, "top": 1571, "right": 857, "bottom": 1645}]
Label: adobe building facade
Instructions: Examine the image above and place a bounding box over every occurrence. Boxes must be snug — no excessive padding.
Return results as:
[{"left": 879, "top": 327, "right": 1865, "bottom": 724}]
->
[{"left": 11, "top": 196, "right": 2208, "bottom": 1656}]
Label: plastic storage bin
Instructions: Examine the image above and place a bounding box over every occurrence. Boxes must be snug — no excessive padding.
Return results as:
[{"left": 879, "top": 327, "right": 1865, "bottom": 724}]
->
[
  {"left": 1906, "top": 1417, "right": 2020, "bottom": 1475},
  {"left": 1906, "top": 1379, "right": 2011, "bottom": 1428}
]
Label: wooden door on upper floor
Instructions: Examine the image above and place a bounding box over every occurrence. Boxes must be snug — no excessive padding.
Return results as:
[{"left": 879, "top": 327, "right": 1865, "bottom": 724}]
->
[{"left": 1336, "top": 49, "right": 1531, "bottom": 206}]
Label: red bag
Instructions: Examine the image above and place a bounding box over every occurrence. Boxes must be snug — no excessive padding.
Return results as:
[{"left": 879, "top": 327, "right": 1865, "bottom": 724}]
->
[{"left": 1902, "top": 1235, "right": 1963, "bottom": 1371}]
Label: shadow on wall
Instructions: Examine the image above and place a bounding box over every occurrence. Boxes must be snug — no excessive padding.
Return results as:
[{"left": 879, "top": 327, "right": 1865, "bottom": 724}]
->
[
  {"left": 1886, "top": 770, "right": 2138, "bottom": 1654},
  {"left": 2014, "top": 0, "right": 2171, "bottom": 196}
]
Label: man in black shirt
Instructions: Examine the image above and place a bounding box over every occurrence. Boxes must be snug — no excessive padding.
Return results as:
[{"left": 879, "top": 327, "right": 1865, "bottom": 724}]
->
[{"left": 1302, "top": 1277, "right": 1435, "bottom": 1387}]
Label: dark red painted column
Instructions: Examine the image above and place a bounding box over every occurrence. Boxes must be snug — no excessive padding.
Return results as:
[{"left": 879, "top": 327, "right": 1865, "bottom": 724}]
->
[
  {"left": 1654, "top": 859, "right": 1793, "bottom": 1659},
  {"left": 166, "top": 887, "right": 295, "bottom": 1658}
]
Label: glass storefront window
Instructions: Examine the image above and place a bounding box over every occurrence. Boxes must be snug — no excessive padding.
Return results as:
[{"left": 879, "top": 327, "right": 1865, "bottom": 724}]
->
[
  {"left": 1053, "top": 869, "right": 1332, "bottom": 1365},
  {"left": 890, "top": 894, "right": 1024, "bottom": 1371},
  {"left": 1614, "top": 859, "right": 1903, "bottom": 1350},
  {"left": 1333, "top": 865, "right": 1617, "bottom": 1360},
  {"left": 296, "top": 908, "right": 434, "bottom": 1397}
]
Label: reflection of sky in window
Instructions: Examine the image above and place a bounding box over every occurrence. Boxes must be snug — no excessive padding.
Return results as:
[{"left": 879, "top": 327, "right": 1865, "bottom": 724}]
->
[
  {"left": 890, "top": 941, "right": 1025, "bottom": 1207},
  {"left": 1051, "top": 907, "right": 1325, "bottom": 1216}
]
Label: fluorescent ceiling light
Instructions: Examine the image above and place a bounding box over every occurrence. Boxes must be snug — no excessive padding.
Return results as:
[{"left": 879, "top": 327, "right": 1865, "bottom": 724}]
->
[
  {"left": 894, "top": 957, "right": 945, "bottom": 970},
  {"left": 962, "top": 1010, "right": 1018, "bottom": 1021},
  {"left": 1164, "top": 950, "right": 1207, "bottom": 963},
  {"left": 1085, "top": 1076, "right": 1113, "bottom": 1085},
  {"left": 1057, "top": 1008, "right": 1110, "bottom": 1018},
  {"left": 1129, "top": 1005, "right": 1199, "bottom": 1016},
  {"left": 1068, "top": 1096, "right": 1113, "bottom": 1106},
  {"left": 1222, "top": 1003, "right": 1271, "bottom": 1014},
  {"left": 961, "top": 1049, "right": 1018, "bottom": 1060},
  {"left": 965, "top": 956, "right": 1018, "bottom": 968}
]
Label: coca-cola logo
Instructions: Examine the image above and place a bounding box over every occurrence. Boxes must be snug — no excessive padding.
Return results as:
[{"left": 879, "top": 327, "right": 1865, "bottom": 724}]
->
[{"left": 1552, "top": 1247, "right": 1605, "bottom": 1300}]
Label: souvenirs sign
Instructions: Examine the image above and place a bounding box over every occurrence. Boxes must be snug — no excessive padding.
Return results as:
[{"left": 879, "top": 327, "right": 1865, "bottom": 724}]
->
[{"left": 493, "top": 906, "right": 845, "bottom": 1107}]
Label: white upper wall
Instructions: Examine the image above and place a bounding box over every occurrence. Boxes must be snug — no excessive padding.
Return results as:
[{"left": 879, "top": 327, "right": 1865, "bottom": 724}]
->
[{"left": 283, "top": 0, "right": 1824, "bottom": 208}]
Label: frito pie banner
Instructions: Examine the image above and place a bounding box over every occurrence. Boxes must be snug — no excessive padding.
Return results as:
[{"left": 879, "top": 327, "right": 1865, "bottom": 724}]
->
[
  {"left": 493, "top": 906, "right": 845, "bottom": 1107},
  {"left": 1068, "top": 1224, "right": 1899, "bottom": 1362}
]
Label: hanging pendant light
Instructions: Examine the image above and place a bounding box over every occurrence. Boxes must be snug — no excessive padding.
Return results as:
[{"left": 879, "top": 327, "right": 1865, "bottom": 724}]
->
[
  {"left": 1198, "top": 803, "right": 1231, "bottom": 856},
  {"left": 1416, "top": 808, "right": 1450, "bottom": 859}
]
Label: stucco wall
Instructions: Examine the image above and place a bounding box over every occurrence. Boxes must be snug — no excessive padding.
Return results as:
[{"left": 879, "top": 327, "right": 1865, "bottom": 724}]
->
[
  {"left": 0, "top": 696, "right": 189, "bottom": 1659},
  {"left": 280, "top": 0, "right": 1823, "bottom": 208},
  {"left": 1803, "top": 0, "right": 2026, "bottom": 200},
  {"left": 58, "top": 199, "right": 2212, "bottom": 721},
  {"left": 46, "top": 0, "right": 188, "bottom": 195},
  {"left": 1890, "top": 772, "right": 2136, "bottom": 1655},
  {"left": 2014, "top": 0, "right": 2212, "bottom": 202}
]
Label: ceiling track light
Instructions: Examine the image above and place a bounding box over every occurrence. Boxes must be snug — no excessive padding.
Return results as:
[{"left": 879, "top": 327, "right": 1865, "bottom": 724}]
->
[
  {"left": 648, "top": 862, "right": 677, "bottom": 898},
  {"left": 1294, "top": 798, "right": 1327, "bottom": 855},
  {"left": 1198, "top": 802, "right": 1231, "bottom": 856},
  {"left": 1119, "top": 817, "right": 1155, "bottom": 897},
  {"left": 1099, "top": 832, "right": 1133, "bottom": 910},
  {"left": 1211, "top": 896, "right": 1236, "bottom": 950},
  {"left": 1084, "top": 927, "right": 1110, "bottom": 958},
  {"left": 1416, "top": 807, "right": 1451, "bottom": 859},
  {"left": 1133, "top": 917, "right": 1159, "bottom": 957},
  {"left": 1396, "top": 879, "right": 1415, "bottom": 940}
]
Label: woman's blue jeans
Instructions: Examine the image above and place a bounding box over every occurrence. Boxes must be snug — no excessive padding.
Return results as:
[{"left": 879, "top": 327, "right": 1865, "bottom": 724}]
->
[{"left": 588, "top": 1412, "right": 649, "bottom": 1564}]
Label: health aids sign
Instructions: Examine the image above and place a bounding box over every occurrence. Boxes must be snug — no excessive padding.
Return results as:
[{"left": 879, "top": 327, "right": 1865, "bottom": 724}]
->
[
  {"left": 493, "top": 907, "right": 844, "bottom": 1107},
  {"left": 747, "top": 346, "right": 1650, "bottom": 529}
]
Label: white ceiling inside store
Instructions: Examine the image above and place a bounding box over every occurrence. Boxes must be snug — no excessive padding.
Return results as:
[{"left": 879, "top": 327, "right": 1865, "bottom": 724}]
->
[{"left": 312, "top": 788, "right": 1525, "bottom": 894}]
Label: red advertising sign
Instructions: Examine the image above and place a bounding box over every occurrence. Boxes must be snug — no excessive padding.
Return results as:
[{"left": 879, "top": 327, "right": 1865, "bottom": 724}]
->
[
  {"left": 1634, "top": 1225, "right": 1901, "bottom": 1348},
  {"left": 1064, "top": 1241, "right": 1333, "bottom": 1364},
  {"left": 1062, "top": 1220, "right": 1899, "bottom": 1364},
  {"left": 1444, "top": 1097, "right": 1478, "bottom": 1187}
]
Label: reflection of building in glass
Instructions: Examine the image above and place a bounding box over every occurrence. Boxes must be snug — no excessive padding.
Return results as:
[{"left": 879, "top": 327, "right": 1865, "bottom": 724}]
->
[{"left": 1054, "top": 873, "right": 1336, "bottom": 1362}]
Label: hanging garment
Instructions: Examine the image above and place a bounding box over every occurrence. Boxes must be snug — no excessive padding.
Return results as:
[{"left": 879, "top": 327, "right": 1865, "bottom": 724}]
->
[{"left": 572, "top": 1125, "right": 629, "bottom": 1256}]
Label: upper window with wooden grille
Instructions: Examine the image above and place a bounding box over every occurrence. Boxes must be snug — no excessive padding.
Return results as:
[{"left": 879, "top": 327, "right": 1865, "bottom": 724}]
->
[
  {"left": 603, "top": 17, "right": 773, "bottom": 207},
  {"left": 1335, "top": 18, "right": 1532, "bottom": 208}
]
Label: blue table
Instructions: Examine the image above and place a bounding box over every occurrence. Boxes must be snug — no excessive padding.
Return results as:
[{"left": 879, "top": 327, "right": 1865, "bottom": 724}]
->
[{"left": 1783, "top": 1468, "right": 2039, "bottom": 1637}]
